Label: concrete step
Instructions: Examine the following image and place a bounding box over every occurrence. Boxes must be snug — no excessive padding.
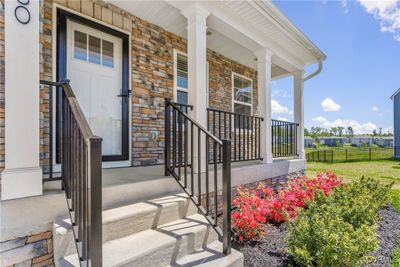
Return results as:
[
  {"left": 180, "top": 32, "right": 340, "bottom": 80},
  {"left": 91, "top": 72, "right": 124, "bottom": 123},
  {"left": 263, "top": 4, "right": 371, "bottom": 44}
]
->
[
  {"left": 167, "top": 240, "right": 243, "bottom": 267},
  {"left": 103, "top": 213, "right": 219, "bottom": 267},
  {"left": 103, "top": 193, "right": 198, "bottom": 242},
  {"left": 102, "top": 166, "right": 184, "bottom": 210}
]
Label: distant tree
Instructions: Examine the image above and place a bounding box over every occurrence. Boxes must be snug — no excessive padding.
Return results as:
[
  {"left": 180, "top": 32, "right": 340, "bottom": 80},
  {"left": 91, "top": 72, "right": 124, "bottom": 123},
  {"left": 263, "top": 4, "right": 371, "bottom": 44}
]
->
[
  {"left": 372, "top": 129, "right": 377, "bottom": 136},
  {"left": 347, "top": 126, "right": 354, "bottom": 137},
  {"left": 337, "top": 126, "right": 345, "bottom": 137},
  {"left": 330, "top": 127, "right": 338, "bottom": 136},
  {"left": 304, "top": 128, "right": 310, "bottom": 136},
  {"left": 379, "top": 128, "right": 382, "bottom": 135}
]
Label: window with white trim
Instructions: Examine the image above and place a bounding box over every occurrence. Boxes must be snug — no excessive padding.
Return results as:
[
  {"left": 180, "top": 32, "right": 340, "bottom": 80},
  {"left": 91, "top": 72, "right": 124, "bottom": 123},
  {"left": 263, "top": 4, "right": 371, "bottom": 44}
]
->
[
  {"left": 174, "top": 52, "right": 188, "bottom": 105},
  {"left": 232, "top": 73, "right": 252, "bottom": 116}
]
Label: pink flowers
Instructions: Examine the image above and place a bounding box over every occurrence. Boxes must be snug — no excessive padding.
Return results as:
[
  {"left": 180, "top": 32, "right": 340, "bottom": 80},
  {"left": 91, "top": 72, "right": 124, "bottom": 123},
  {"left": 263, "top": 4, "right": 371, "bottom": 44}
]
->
[{"left": 231, "top": 172, "right": 342, "bottom": 241}]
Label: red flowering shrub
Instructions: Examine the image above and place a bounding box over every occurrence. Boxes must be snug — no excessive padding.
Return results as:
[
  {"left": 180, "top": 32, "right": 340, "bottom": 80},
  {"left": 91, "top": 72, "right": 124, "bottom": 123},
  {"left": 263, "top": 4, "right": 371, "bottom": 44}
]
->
[
  {"left": 231, "top": 172, "right": 342, "bottom": 241},
  {"left": 231, "top": 184, "right": 268, "bottom": 241},
  {"left": 264, "top": 172, "right": 342, "bottom": 223}
]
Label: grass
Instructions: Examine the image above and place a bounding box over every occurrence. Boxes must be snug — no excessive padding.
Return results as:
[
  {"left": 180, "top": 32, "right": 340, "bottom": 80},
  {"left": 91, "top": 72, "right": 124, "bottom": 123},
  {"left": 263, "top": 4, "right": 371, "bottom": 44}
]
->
[{"left": 307, "top": 160, "right": 400, "bottom": 190}]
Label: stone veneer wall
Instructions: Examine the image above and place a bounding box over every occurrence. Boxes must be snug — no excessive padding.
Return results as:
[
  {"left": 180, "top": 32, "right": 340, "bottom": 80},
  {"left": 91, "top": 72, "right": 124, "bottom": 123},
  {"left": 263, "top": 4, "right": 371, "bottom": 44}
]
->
[
  {"left": 0, "top": 231, "right": 54, "bottom": 267},
  {"left": 38, "top": 0, "right": 259, "bottom": 168}
]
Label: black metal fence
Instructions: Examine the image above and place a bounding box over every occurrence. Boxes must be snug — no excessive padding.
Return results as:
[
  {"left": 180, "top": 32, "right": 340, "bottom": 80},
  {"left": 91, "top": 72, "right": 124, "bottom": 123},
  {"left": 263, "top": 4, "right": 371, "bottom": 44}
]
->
[
  {"left": 271, "top": 119, "right": 299, "bottom": 158},
  {"left": 306, "top": 148, "right": 393, "bottom": 163},
  {"left": 207, "top": 107, "right": 263, "bottom": 162},
  {"left": 165, "top": 99, "right": 231, "bottom": 255},
  {"left": 42, "top": 80, "right": 103, "bottom": 266}
]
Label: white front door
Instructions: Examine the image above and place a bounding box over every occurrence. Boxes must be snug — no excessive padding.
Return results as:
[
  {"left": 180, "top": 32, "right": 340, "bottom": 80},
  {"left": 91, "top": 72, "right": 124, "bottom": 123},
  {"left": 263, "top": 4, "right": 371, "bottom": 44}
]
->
[{"left": 66, "top": 20, "right": 125, "bottom": 159}]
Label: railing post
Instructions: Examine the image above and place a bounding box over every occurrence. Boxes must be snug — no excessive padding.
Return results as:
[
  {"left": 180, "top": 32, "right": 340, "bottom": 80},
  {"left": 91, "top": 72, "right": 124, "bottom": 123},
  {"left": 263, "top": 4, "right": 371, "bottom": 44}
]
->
[
  {"left": 222, "top": 139, "right": 231, "bottom": 255},
  {"left": 165, "top": 98, "right": 171, "bottom": 176},
  {"left": 88, "top": 137, "right": 102, "bottom": 267}
]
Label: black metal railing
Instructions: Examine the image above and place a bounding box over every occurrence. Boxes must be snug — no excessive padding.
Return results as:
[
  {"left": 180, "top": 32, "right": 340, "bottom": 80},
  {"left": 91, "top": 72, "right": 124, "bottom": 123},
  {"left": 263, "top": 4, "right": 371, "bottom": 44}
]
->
[
  {"left": 41, "top": 80, "right": 103, "bottom": 266},
  {"left": 271, "top": 119, "right": 299, "bottom": 158},
  {"left": 165, "top": 99, "right": 232, "bottom": 255},
  {"left": 172, "top": 102, "right": 193, "bottom": 113},
  {"left": 207, "top": 108, "right": 263, "bottom": 163}
]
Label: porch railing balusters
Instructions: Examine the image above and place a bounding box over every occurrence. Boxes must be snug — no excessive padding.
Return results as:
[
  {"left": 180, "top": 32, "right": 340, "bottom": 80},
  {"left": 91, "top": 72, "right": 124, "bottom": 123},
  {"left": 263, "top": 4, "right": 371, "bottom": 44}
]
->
[
  {"left": 271, "top": 119, "right": 299, "bottom": 158},
  {"left": 206, "top": 108, "right": 263, "bottom": 163}
]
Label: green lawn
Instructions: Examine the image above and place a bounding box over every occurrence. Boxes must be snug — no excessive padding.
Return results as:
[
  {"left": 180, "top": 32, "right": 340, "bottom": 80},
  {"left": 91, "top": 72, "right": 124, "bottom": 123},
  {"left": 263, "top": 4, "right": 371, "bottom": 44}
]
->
[{"left": 307, "top": 160, "right": 400, "bottom": 190}]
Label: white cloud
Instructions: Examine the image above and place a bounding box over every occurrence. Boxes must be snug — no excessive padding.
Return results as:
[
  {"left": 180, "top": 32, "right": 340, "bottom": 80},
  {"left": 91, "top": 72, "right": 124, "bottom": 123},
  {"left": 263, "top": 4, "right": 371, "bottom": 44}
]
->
[
  {"left": 372, "top": 106, "right": 379, "bottom": 111},
  {"left": 277, "top": 117, "right": 288, "bottom": 121},
  {"left": 312, "top": 116, "right": 378, "bottom": 134},
  {"left": 341, "top": 0, "right": 349, "bottom": 13},
  {"left": 271, "top": 99, "right": 292, "bottom": 115},
  {"left": 357, "top": 0, "right": 400, "bottom": 42},
  {"left": 321, "top": 98, "right": 341, "bottom": 112}
]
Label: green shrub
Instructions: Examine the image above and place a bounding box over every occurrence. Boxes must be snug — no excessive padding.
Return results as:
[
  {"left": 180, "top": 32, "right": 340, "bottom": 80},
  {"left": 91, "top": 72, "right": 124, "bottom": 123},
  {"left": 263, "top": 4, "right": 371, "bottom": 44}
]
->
[
  {"left": 328, "top": 177, "right": 393, "bottom": 227},
  {"left": 285, "top": 178, "right": 393, "bottom": 266}
]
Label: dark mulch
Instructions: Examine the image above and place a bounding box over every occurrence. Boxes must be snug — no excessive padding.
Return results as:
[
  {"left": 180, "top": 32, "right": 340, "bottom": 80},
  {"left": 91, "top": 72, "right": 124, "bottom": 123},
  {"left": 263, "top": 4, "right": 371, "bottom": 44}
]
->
[
  {"left": 233, "top": 205, "right": 400, "bottom": 267},
  {"left": 233, "top": 223, "right": 294, "bottom": 267},
  {"left": 364, "top": 205, "right": 400, "bottom": 267}
]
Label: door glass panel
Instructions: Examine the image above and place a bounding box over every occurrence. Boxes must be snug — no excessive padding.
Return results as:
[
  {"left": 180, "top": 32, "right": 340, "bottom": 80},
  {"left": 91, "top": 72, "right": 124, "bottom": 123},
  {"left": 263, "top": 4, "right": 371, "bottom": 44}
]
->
[
  {"left": 88, "top": 35, "right": 101, "bottom": 64},
  {"left": 74, "top": 31, "right": 87, "bottom": 61},
  {"left": 102, "top": 40, "right": 114, "bottom": 68}
]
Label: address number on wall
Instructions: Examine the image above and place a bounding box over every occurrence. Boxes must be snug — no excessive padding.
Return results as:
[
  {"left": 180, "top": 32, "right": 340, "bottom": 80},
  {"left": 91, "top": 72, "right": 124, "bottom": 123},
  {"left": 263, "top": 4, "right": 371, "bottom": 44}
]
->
[{"left": 15, "top": 0, "right": 31, "bottom": 25}]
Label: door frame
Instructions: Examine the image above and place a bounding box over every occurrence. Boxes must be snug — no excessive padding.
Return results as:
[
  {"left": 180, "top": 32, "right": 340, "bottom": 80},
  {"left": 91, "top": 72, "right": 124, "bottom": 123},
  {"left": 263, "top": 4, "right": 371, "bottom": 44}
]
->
[{"left": 56, "top": 9, "right": 130, "bottom": 162}]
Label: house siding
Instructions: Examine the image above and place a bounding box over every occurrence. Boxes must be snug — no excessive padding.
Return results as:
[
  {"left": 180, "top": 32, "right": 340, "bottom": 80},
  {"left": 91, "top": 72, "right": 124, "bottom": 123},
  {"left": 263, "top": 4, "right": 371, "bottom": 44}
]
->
[
  {"left": 38, "top": 0, "right": 258, "bottom": 167},
  {"left": 395, "top": 94, "right": 400, "bottom": 158}
]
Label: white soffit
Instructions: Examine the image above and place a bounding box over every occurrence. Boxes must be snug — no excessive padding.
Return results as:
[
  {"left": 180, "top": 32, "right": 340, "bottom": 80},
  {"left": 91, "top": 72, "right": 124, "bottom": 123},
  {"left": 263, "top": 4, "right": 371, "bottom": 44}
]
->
[{"left": 107, "top": 1, "right": 324, "bottom": 74}]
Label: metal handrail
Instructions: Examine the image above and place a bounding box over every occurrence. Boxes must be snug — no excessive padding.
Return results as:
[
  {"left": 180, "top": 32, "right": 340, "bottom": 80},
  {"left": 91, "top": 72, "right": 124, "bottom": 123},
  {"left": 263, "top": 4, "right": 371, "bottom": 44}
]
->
[
  {"left": 207, "top": 107, "right": 264, "bottom": 121},
  {"left": 170, "top": 101, "right": 222, "bottom": 145},
  {"left": 165, "top": 98, "right": 231, "bottom": 255},
  {"left": 41, "top": 80, "right": 102, "bottom": 266}
]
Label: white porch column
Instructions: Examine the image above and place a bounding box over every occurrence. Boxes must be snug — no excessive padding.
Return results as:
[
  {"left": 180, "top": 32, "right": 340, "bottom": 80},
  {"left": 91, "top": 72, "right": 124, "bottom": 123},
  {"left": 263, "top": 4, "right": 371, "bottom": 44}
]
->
[
  {"left": 182, "top": 6, "right": 209, "bottom": 172},
  {"left": 182, "top": 6, "right": 209, "bottom": 127},
  {"left": 255, "top": 49, "right": 273, "bottom": 164},
  {"left": 2, "top": 0, "right": 42, "bottom": 200},
  {"left": 294, "top": 71, "right": 305, "bottom": 159}
]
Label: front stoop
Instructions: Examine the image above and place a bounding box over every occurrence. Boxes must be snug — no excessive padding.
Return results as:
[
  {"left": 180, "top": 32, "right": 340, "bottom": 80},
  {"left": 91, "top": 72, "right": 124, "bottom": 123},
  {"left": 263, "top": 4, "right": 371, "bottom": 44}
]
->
[
  {"left": 102, "top": 191, "right": 243, "bottom": 267},
  {"left": 57, "top": 176, "right": 243, "bottom": 267}
]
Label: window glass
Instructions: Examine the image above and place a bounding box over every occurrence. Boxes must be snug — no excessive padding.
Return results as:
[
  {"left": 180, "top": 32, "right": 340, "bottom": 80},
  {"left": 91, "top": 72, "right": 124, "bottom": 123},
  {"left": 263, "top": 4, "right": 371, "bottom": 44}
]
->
[
  {"left": 177, "top": 54, "right": 188, "bottom": 89},
  {"left": 177, "top": 90, "right": 188, "bottom": 105},
  {"left": 88, "top": 35, "right": 101, "bottom": 64},
  {"left": 234, "top": 103, "right": 251, "bottom": 129},
  {"left": 234, "top": 103, "right": 251, "bottom": 116},
  {"left": 234, "top": 75, "right": 252, "bottom": 104},
  {"left": 74, "top": 31, "right": 87, "bottom": 61},
  {"left": 102, "top": 40, "right": 114, "bottom": 68}
]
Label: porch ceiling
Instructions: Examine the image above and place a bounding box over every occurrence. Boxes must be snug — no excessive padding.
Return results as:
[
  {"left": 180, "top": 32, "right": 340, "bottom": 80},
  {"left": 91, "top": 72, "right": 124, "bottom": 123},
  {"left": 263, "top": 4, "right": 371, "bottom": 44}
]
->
[{"left": 107, "top": 0, "right": 308, "bottom": 78}]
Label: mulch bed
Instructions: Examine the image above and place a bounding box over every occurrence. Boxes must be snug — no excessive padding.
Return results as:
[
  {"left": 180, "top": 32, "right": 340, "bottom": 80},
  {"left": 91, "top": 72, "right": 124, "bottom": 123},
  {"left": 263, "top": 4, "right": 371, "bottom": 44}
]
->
[{"left": 234, "top": 205, "right": 400, "bottom": 267}]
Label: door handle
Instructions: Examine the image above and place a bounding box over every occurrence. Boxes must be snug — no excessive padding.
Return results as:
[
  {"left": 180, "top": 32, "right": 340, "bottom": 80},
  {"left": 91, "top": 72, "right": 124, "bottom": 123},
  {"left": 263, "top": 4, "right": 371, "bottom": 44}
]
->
[{"left": 117, "top": 89, "right": 132, "bottom": 98}]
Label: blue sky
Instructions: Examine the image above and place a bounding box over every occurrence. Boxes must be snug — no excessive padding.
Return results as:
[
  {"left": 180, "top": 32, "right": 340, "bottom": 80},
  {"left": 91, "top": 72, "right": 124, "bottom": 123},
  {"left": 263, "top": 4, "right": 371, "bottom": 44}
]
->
[{"left": 270, "top": 0, "right": 400, "bottom": 134}]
